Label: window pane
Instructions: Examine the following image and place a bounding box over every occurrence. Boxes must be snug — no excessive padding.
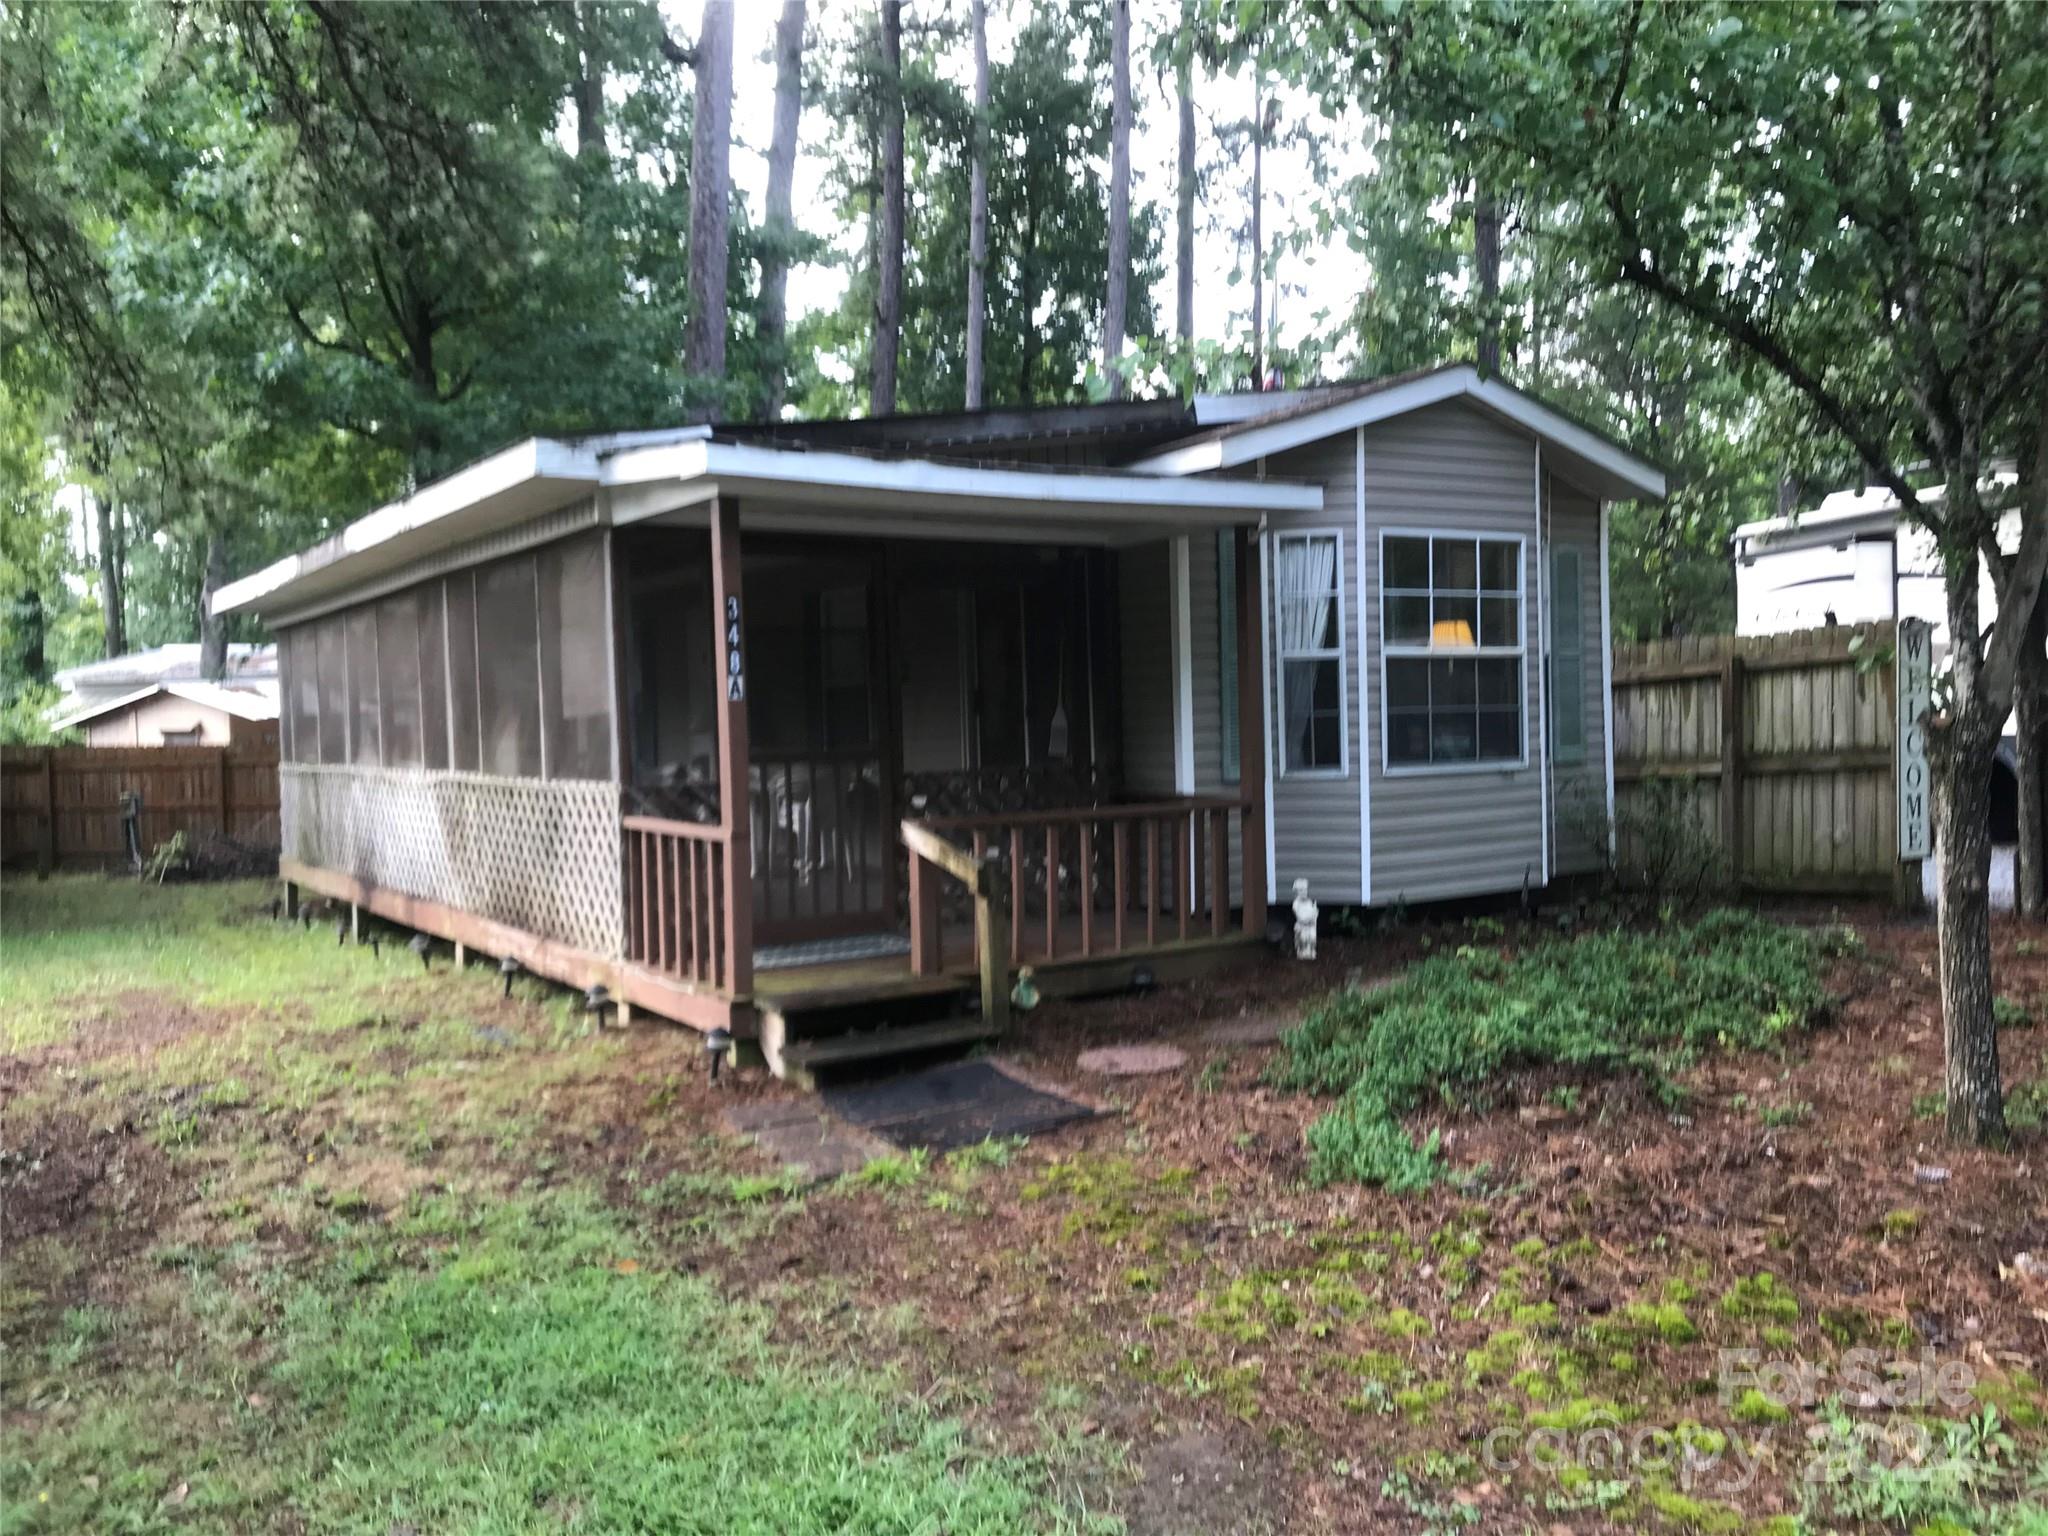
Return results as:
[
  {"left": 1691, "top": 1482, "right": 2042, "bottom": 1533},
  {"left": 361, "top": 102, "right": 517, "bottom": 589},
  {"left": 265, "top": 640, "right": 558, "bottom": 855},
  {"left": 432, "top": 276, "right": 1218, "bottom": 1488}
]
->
[
  {"left": 538, "top": 535, "right": 614, "bottom": 780},
  {"left": 1433, "top": 538, "right": 1477, "bottom": 591},
  {"left": 1282, "top": 657, "right": 1340, "bottom": 770},
  {"left": 1384, "top": 536, "right": 1429, "bottom": 590},
  {"left": 345, "top": 607, "right": 379, "bottom": 765},
  {"left": 1480, "top": 540, "right": 1519, "bottom": 593},
  {"left": 1385, "top": 594, "right": 1430, "bottom": 644},
  {"left": 476, "top": 555, "right": 542, "bottom": 778},
  {"left": 445, "top": 573, "right": 480, "bottom": 771},
  {"left": 1387, "top": 657, "right": 1429, "bottom": 709},
  {"left": 1311, "top": 713, "right": 1341, "bottom": 766},
  {"left": 1480, "top": 595, "right": 1520, "bottom": 647},
  {"left": 1432, "top": 657, "right": 1476, "bottom": 707},
  {"left": 1478, "top": 709, "right": 1521, "bottom": 760},
  {"left": 417, "top": 583, "right": 449, "bottom": 771},
  {"left": 377, "top": 594, "right": 422, "bottom": 769},
  {"left": 1388, "top": 710, "right": 1430, "bottom": 764},
  {"left": 1431, "top": 710, "right": 1477, "bottom": 762},
  {"left": 316, "top": 618, "right": 347, "bottom": 764},
  {"left": 1432, "top": 593, "right": 1477, "bottom": 647},
  {"left": 1477, "top": 657, "right": 1521, "bottom": 707}
]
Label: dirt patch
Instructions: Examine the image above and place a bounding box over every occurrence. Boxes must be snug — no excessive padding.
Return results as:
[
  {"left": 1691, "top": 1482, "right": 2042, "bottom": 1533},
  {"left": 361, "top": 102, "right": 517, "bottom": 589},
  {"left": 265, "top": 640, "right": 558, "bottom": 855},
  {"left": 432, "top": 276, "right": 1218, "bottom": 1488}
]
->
[
  {"left": 0, "top": 990, "right": 235, "bottom": 1103},
  {"left": 1120, "top": 1430, "right": 1285, "bottom": 1536}
]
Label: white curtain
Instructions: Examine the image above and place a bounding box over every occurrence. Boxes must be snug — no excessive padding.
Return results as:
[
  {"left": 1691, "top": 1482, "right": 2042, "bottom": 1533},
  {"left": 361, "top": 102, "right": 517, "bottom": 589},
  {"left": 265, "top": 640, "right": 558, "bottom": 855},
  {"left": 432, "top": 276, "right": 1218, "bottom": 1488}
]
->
[{"left": 1278, "top": 537, "right": 1338, "bottom": 760}]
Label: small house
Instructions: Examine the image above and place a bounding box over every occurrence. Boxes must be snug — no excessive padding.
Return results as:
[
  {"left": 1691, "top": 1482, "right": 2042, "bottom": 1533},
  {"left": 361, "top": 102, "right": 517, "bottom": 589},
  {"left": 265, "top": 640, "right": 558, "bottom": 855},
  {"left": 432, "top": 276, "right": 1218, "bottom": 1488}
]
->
[
  {"left": 214, "top": 363, "right": 1663, "bottom": 1074},
  {"left": 51, "top": 679, "right": 279, "bottom": 748}
]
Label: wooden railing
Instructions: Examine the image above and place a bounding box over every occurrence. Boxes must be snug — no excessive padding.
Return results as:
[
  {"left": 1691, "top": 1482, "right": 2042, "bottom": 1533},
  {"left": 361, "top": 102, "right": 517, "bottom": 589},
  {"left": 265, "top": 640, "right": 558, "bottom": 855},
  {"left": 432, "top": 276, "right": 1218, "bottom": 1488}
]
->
[
  {"left": 624, "top": 815, "right": 738, "bottom": 993},
  {"left": 748, "top": 750, "right": 892, "bottom": 937},
  {"left": 904, "top": 796, "right": 1254, "bottom": 979},
  {"left": 902, "top": 821, "right": 1011, "bottom": 1028}
]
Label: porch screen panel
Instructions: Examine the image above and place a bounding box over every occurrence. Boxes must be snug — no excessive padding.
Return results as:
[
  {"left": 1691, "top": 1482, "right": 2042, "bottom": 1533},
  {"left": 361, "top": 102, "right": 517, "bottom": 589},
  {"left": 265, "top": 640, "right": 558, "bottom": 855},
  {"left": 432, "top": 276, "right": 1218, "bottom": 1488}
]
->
[
  {"left": 537, "top": 534, "right": 614, "bottom": 780},
  {"left": 416, "top": 581, "right": 449, "bottom": 771},
  {"left": 345, "top": 606, "right": 380, "bottom": 765},
  {"left": 475, "top": 554, "right": 543, "bottom": 778},
  {"left": 315, "top": 617, "right": 347, "bottom": 763},
  {"left": 444, "top": 572, "right": 480, "bottom": 771},
  {"left": 286, "top": 625, "right": 320, "bottom": 763},
  {"left": 376, "top": 594, "right": 423, "bottom": 768}
]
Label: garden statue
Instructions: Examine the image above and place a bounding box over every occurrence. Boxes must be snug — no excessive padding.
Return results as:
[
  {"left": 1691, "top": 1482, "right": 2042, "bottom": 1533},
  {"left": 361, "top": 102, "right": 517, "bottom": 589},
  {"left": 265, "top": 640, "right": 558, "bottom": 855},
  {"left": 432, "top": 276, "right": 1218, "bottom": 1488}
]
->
[{"left": 1292, "top": 878, "right": 1318, "bottom": 961}]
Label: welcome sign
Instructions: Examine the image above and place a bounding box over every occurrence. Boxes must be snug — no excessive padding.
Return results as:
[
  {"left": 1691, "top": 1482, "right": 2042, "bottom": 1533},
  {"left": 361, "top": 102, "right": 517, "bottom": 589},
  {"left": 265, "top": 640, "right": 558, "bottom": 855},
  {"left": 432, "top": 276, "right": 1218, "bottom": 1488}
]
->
[{"left": 1896, "top": 618, "right": 1932, "bottom": 861}]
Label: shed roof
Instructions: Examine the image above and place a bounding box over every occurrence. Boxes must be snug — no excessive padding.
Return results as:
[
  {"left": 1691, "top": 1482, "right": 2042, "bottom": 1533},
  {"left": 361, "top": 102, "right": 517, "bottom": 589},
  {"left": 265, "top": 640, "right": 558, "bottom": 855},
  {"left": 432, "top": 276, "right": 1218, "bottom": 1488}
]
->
[{"left": 51, "top": 679, "right": 280, "bottom": 733}]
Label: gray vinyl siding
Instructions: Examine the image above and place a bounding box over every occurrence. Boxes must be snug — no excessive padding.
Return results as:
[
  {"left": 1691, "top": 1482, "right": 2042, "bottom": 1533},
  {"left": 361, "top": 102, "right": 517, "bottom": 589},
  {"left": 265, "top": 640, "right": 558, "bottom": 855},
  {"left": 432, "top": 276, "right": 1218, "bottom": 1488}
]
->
[
  {"left": 1363, "top": 402, "right": 1546, "bottom": 903},
  {"left": 1186, "top": 531, "right": 1246, "bottom": 901},
  {"left": 1118, "top": 541, "right": 1178, "bottom": 797},
  {"left": 1547, "top": 479, "right": 1608, "bottom": 874},
  {"left": 1264, "top": 435, "right": 1366, "bottom": 903}
]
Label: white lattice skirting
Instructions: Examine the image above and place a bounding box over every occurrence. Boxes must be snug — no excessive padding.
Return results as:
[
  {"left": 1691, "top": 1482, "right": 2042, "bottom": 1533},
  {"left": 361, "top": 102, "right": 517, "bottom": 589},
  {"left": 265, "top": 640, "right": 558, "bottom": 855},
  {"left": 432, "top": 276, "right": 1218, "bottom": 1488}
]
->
[{"left": 282, "top": 766, "right": 623, "bottom": 957}]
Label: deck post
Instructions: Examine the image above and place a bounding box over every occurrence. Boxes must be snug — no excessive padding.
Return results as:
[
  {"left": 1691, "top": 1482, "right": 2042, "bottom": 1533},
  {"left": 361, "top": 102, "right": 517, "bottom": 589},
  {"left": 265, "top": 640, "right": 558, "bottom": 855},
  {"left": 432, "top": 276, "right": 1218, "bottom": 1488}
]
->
[
  {"left": 1235, "top": 525, "right": 1268, "bottom": 936},
  {"left": 710, "top": 496, "right": 754, "bottom": 997}
]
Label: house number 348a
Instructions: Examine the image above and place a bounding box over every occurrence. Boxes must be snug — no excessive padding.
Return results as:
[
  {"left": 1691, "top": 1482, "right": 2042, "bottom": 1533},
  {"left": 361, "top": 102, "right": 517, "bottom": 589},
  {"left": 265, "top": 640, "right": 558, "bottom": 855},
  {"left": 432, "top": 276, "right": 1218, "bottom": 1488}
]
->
[{"left": 724, "top": 595, "right": 745, "bottom": 702}]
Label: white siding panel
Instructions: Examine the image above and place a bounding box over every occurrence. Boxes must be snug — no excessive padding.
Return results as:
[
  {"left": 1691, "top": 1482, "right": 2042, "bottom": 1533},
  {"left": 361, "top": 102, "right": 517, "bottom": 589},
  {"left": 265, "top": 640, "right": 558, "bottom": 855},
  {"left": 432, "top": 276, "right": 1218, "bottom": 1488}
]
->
[{"left": 1364, "top": 403, "right": 1545, "bottom": 902}]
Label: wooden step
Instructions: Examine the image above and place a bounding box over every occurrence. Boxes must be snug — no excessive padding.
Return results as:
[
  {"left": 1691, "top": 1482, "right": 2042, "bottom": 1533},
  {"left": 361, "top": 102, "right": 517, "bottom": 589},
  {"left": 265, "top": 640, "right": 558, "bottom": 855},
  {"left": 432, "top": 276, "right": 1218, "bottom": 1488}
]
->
[{"left": 762, "top": 1014, "right": 998, "bottom": 1090}]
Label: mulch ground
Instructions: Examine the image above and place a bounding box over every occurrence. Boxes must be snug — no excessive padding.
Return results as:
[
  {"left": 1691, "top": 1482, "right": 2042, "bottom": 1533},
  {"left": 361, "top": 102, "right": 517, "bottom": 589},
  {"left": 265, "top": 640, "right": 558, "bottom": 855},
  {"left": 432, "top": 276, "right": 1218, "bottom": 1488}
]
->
[{"left": 549, "top": 903, "right": 2048, "bottom": 1531}]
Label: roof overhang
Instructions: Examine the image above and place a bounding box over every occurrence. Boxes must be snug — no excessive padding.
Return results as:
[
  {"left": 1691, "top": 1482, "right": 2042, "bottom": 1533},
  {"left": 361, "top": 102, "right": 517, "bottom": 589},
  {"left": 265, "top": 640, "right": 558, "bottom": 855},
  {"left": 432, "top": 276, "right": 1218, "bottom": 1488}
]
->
[
  {"left": 49, "top": 680, "right": 278, "bottom": 732},
  {"left": 213, "top": 432, "right": 1320, "bottom": 620},
  {"left": 1130, "top": 366, "right": 1668, "bottom": 502}
]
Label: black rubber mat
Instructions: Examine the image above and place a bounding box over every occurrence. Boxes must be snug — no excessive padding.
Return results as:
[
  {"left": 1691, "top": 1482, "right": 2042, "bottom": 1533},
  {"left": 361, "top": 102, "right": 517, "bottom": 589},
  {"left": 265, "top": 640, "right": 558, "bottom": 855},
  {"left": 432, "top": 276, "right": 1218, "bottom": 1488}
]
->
[{"left": 821, "top": 1059, "right": 1097, "bottom": 1151}]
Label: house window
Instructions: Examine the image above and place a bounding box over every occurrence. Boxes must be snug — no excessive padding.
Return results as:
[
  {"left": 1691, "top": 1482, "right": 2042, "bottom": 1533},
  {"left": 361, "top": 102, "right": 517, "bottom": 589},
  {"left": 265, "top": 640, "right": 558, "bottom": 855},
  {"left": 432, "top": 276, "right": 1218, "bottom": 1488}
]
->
[
  {"left": 1275, "top": 531, "right": 1346, "bottom": 774},
  {"left": 1549, "top": 546, "right": 1586, "bottom": 764},
  {"left": 162, "top": 726, "right": 203, "bottom": 746},
  {"left": 1382, "top": 533, "right": 1525, "bottom": 769}
]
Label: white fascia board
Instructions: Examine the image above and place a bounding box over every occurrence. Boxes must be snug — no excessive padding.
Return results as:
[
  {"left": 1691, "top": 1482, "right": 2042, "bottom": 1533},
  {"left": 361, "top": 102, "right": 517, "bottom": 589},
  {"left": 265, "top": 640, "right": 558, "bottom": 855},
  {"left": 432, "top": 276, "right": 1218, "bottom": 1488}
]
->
[
  {"left": 211, "top": 437, "right": 610, "bottom": 617},
  {"left": 1132, "top": 367, "right": 1669, "bottom": 503},
  {"left": 603, "top": 438, "right": 1322, "bottom": 518}
]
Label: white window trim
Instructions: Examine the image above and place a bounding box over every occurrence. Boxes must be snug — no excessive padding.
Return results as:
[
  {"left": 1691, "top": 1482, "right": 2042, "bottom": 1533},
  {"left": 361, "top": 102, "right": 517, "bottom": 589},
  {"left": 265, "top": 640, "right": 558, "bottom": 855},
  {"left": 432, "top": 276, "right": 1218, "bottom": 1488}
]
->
[
  {"left": 1273, "top": 528, "right": 1350, "bottom": 779},
  {"left": 1377, "top": 526, "right": 1531, "bottom": 778}
]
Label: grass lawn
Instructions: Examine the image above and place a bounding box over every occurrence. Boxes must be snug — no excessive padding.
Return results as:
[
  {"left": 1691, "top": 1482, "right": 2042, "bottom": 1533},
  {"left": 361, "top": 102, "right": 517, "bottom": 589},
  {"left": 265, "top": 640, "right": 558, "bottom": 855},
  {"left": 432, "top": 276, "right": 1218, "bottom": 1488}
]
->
[{"left": 4, "top": 875, "right": 2046, "bottom": 1534}]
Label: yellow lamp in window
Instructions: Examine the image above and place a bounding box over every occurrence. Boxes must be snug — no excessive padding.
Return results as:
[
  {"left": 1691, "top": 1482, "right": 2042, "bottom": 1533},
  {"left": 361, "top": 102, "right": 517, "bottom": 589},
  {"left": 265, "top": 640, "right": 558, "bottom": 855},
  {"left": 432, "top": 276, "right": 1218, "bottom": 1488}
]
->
[{"left": 1431, "top": 618, "right": 1476, "bottom": 648}]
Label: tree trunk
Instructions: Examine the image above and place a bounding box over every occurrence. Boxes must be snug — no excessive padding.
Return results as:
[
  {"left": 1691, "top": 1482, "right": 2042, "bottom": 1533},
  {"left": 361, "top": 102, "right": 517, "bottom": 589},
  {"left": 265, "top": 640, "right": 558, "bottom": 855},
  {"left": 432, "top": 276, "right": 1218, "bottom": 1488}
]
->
[
  {"left": 198, "top": 526, "right": 229, "bottom": 682},
  {"left": 870, "top": 0, "right": 904, "bottom": 417},
  {"left": 683, "top": 0, "right": 734, "bottom": 417},
  {"left": 1474, "top": 183, "right": 1501, "bottom": 378},
  {"left": 964, "top": 0, "right": 989, "bottom": 410},
  {"left": 572, "top": 2, "right": 605, "bottom": 168},
  {"left": 758, "top": 0, "right": 806, "bottom": 421},
  {"left": 1250, "top": 88, "right": 1264, "bottom": 388},
  {"left": 1102, "top": 0, "right": 1131, "bottom": 400},
  {"left": 2015, "top": 593, "right": 2047, "bottom": 919},
  {"left": 94, "top": 487, "right": 125, "bottom": 658},
  {"left": 1175, "top": 2, "right": 1195, "bottom": 347}
]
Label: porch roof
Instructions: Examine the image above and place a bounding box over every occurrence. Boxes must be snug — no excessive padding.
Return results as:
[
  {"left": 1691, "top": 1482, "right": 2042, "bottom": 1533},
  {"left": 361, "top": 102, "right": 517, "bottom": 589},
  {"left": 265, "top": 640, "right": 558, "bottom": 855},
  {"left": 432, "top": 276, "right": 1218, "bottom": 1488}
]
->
[{"left": 212, "top": 429, "right": 1319, "bottom": 620}]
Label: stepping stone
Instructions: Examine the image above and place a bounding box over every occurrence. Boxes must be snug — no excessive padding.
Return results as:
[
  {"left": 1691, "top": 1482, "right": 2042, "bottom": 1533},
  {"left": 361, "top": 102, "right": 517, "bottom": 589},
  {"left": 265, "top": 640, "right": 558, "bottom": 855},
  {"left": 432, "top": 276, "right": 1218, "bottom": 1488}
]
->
[
  {"left": 722, "top": 1101, "right": 885, "bottom": 1180},
  {"left": 1077, "top": 1044, "right": 1188, "bottom": 1076},
  {"left": 1197, "top": 1014, "right": 1294, "bottom": 1046}
]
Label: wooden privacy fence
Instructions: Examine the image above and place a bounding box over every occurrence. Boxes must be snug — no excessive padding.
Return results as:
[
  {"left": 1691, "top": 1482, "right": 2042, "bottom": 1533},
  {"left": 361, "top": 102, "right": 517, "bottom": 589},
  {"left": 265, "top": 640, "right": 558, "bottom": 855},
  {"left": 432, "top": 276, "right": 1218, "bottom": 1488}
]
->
[
  {"left": 1612, "top": 623, "right": 1910, "bottom": 897},
  {"left": 1, "top": 738, "right": 281, "bottom": 872}
]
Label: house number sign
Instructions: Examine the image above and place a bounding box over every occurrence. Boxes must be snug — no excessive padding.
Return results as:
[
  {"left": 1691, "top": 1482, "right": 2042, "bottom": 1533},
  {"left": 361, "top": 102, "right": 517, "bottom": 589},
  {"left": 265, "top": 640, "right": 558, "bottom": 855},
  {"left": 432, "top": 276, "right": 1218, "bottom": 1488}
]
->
[
  {"left": 724, "top": 595, "right": 745, "bottom": 702},
  {"left": 1896, "top": 617, "right": 1931, "bottom": 861}
]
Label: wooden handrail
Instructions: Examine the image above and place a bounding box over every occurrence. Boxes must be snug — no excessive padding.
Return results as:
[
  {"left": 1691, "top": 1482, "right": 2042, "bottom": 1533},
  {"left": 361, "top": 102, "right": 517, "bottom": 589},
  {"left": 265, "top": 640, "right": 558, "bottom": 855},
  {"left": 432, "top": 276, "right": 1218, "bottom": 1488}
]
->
[
  {"left": 622, "top": 814, "right": 727, "bottom": 842},
  {"left": 917, "top": 794, "right": 1249, "bottom": 832},
  {"left": 900, "top": 819, "right": 1009, "bottom": 1028}
]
